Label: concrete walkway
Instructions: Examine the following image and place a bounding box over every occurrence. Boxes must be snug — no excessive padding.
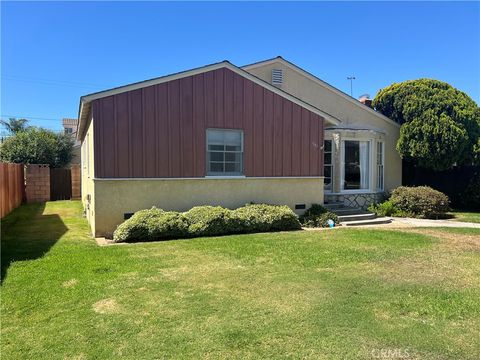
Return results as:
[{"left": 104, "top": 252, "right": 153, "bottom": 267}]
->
[{"left": 342, "top": 217, "right": 480, "bottom": 229}]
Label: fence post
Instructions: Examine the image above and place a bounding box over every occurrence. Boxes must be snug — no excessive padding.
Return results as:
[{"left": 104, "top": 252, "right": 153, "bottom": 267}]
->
[{"left": 71, "top": 164, "right": 81, "bottom": 199}]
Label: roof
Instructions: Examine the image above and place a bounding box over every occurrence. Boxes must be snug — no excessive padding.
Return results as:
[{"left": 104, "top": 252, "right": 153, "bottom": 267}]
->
[
  {"left": 77, "top": 60, "right": 341, "bottom": 141},
  {"left": 62, "top": 118, "right": 78, "bottom": 126},
  {"left": 242, "top": 56, "right": 400, "bottom": 128}
]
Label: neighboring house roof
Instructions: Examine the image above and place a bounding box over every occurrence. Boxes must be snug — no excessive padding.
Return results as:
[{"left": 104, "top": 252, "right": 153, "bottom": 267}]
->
[
  {"left": 242, "top": 56, "right": 400, "bottom": 128},
  {"left": 77, "top": 61, "right": 342, "bottom": 141},
  {"left": 62, "top": 118, "right": 78, "bottom": 126}
]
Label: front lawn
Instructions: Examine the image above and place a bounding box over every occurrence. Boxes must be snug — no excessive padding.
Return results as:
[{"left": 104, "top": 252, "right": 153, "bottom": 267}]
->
[
  {"left": 2, "top": 201, "right": 480, "bottom": 359},
  {"left": 449, "top": 210, "right": 480, "bottom": 223}
]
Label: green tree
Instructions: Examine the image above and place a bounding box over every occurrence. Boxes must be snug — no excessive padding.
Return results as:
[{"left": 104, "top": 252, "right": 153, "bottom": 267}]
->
[
  {"left": 373, "top": 79, "right": 480, "bottom": 171},
  {"left": 0, "top": 127, "right": 74, "bottom": 167},
  {"left": 0, "top": 118, "right": 29, "bottom": 134}
]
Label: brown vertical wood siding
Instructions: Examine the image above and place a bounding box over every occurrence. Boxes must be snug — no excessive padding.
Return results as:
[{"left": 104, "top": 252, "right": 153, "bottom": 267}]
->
[{"left": 92, "top": 67, "right": 324, "bottom": 178}]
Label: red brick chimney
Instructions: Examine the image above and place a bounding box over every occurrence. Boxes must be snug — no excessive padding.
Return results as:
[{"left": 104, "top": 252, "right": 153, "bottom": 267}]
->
[{"left": 358, "top": 94, "right": 372, "bottom": 108}]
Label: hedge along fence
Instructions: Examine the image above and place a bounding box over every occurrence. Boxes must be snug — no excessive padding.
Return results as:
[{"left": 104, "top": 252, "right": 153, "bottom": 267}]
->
[{"left": 0, "top": 162, "right": 25, "bottom": 218}]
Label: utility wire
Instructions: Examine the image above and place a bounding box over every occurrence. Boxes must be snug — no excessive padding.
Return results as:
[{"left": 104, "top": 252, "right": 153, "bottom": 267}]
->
[
  {"left": 0, "top": 114, "right": 66, "bottom": 122},
  {"left": 2, "top": 75, "right": 110, "bottom": 89}
]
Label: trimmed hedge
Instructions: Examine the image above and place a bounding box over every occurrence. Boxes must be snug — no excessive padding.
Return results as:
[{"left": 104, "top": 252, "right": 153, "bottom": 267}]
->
[
  {"left": 113, "top": 204, "right": 301, "bottom": 243},
  {"left": 390, "top": 186, "right": 450, "bottom": 218},
  {"left": 113, "top": 208, "right": 189, "bottom": 242},
  {"left": 368, "top": 186, "right": 450, "bottom": 219},
  {"left": 233, "top": 204, "right": 302, "bottom": 233},
  {"left": 299, "top": 204, "right": 339, "bottom": 228}
]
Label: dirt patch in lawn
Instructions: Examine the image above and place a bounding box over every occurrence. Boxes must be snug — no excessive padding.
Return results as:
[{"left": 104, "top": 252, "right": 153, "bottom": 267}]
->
[
  {"left": 62, "top": 279, "right": 78, "bottom": 288},
  {"left": 92, "top": 298, "right": 120, "bottom": 314},
  {"left": 376, "top": 229, "right": 480, "bottom": 288}
]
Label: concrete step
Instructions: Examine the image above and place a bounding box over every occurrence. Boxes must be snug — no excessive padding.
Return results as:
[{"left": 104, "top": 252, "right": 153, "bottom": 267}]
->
[
  {"left": 323, "top": 202, "right": 345, "bottom": 210},
  {"left": 338, "top": 212, "right": 377, "bottom": 222},
  {"left": 342, "top": 217, "right": 392, "bottom": 226},
  {"left": 330, "top": 208, "right": 365, "bottom": 215}
]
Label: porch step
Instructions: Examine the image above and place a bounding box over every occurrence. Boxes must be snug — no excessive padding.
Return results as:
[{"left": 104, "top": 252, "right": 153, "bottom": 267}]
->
[
  {"left": 342, "top": 217, "right": 392, "bottom": 226},
  {"left": 323, "top": 202, "right": 345, "bottom": 210},
  {"left": 338, "top": 212, "right": 377, "bottom": 222},
  {"left": 333, "top": 208, "right": 368, "bottom": 216}
]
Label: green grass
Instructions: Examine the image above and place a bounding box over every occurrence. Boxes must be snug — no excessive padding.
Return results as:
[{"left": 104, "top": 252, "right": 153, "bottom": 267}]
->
[
  {"left": 2, "top": 201, "right": 480, "bottom": 359},
  {"left": 449, "top": 210, "right": 480, "bottom": 223}
]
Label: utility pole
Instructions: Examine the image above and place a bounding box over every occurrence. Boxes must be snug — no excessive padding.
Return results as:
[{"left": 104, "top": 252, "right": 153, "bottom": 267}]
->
[{"left": 347, "top": 76, "right": 356, "bottom": 97}]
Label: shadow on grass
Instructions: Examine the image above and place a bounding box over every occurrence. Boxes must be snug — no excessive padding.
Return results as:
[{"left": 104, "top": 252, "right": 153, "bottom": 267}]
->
[{"left": 1, "top": 202, "right": 68, "bottom": 284}]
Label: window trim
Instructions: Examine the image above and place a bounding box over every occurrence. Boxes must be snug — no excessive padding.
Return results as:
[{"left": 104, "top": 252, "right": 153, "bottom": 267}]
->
[
  {"left": 376, "top": 141, "right": 385, "bottom": 191},
  {"left": 206, "top": 128, "right": 244, "bottom": 177},
  {"left": 323, "top": 139, "right": 333, "bottom": 193}
]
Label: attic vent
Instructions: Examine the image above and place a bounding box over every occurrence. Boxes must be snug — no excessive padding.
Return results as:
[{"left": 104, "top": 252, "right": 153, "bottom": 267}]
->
[{"left": 271, "top": 69, "right": 283, "bottom": 86}]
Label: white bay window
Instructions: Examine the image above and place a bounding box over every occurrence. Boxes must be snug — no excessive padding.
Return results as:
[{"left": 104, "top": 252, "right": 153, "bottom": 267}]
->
[{"left": 341, "top": 140, "right": 370, "bottom": 191}]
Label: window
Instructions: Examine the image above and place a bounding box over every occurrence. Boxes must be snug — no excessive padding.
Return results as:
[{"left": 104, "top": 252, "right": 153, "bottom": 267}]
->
[
  {"left": 342, "top": 140, "right": 370, "bottom": 190},
  {"left": 376, "top": 141, "right": 384, "bottom": 191},
  {"left": 65, "top": 127, "right": 73, "bottom": 134},
  {"left": 324, "top": 140, "right": 333, "bottom": 191},
  {"left": 207, "top": 129, "right": 243, "bottom": 176}
]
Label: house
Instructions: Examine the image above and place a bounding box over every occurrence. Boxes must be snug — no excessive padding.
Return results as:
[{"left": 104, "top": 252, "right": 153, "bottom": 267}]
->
[
  {"left": 77, "top": 57, "right": 401, "bottom": 237},
  {"left": 62, "top": 118, "right": 81, "bottom": 164}
]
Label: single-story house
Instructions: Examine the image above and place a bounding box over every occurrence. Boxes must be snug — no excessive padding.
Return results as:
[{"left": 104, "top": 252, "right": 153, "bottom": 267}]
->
[{"left": 78, "top": 57, "right": 401, "bottom": 237}]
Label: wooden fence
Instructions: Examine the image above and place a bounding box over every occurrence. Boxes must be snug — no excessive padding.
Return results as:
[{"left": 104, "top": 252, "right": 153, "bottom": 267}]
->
[{"left": 0, "top": 163, "right": 25, "bottom": 218}]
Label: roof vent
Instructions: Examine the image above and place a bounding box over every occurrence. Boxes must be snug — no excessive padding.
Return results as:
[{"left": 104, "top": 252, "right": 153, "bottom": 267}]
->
[{"left": 271, "top": 69, "right": 283, "bottom": 87}]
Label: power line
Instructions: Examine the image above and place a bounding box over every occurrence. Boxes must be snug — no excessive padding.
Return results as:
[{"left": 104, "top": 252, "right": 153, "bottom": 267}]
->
[
  {"left": 2, "top": 75, "right": 110, "bottom": 89},
  {"left": 0, "top": 114, "right": 64, "bottom": 122}
]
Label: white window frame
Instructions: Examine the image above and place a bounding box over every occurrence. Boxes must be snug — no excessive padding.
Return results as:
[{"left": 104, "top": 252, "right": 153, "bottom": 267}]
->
[
  {"left": 324, "top": 139, "right": 333, "bottom": 192},
  {"left": 376, "top": 141, "right": 385, "bottom": 191},
  {"left": 206, "top": 129, "right": 244, "bottom": 177},
  {"left": 340, "top": 138, "right": 373, "bottom": 193}
]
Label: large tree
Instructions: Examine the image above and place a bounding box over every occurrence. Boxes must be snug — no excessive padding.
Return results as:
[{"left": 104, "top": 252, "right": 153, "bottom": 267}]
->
[
  {"left": 373, "top": 79, "right": 480, "bottom": 171},
  {"left": 0, "top": 118, "right": 29, "bottom": 134},
  {"left": 0, "top": 127, "right": 74, "bottom": 167}
]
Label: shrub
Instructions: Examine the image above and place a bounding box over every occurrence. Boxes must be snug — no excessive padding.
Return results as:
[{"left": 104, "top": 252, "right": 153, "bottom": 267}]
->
[
  {"left": 368, "top": 200, "right": 397, "bottom": 217},
  {"left": 113, "top": 207, "right": 188, "bottom": 242},
  {"left": 232, "top": 204, "right": 301, "bottom": 233},
  {"left": 300, "top": 206, "right": 339, "bottom": 228},
  {"left": 298, "top": 204, "right": 327, "bottom": 225},
  {"left": 113, "top": 204, "right": 301, "bottom": 242},
  {"left": 390, "top": 186, "right": 450, "bottom": 218},
  {"left": 184, "top": 206, "right": 236, "bottom": 237},
  {"left": 459, "top": 173, "right": 480, "bottom": 210}
]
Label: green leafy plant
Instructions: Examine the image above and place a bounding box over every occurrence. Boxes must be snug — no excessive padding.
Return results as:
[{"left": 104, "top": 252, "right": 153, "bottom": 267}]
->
[
  {"left": 373, "top": 79, "right": 480, "bottom": 170},
  {"left": 299, "top": 204, "right": 339, "bottom": 228},
  {"left": 390, "top": 186, "right": 450, "bottom": 218},
  {"left": 113, "top": 204, "right": 301, "bottom": 243},
  {"left": 368, "top": 200, "right": 396, "bottom": 217},
  {"left": 113, "top": 207, "right": 188, "bottom": 242},
  {"left": 232, "top": 204, "right": 302, "bottom": 233},
  {"left": 184, "top": 206, "right": 236, "bottom": 237},
  {"left": 0, "top": 127, "right": 74, "bottom": 167}
]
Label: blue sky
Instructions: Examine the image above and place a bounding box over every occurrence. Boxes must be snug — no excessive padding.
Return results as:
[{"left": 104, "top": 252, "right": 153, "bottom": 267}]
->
[{"left": 1, "top": 1, "right": 479, "bottom": 132}]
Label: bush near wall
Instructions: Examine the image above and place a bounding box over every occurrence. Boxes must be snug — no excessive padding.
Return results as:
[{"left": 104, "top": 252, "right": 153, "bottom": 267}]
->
[
  {"left": 299, "top": 204, "right": 339, "bottom": 228},
  {"left": 368, "top": 186, "right": 450, "bottom": 219},
  {"left": 113, "top": 204, "right": 301, "bottom": 243}
]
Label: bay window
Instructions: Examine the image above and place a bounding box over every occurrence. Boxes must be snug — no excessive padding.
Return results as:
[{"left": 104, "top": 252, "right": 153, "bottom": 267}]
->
[
  {"left": 324, "top": 140, "right": 333, "bottom": 191},
  {"left": 376, "top": 141, "right": 384, "bottom": 191},
  {"left": 341, "top": 140, "right": 370, "bottom": 190}
]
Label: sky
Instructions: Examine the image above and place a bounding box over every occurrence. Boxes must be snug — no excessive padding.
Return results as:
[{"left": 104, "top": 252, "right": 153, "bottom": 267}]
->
[{"left": 1, "top": 1, "right": 479, "bottom": 132}]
